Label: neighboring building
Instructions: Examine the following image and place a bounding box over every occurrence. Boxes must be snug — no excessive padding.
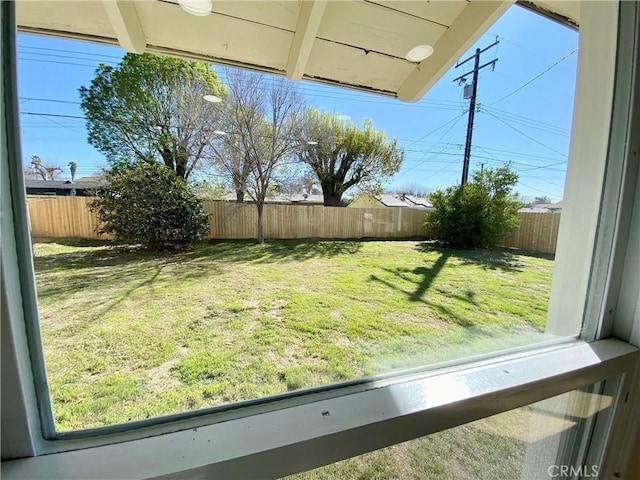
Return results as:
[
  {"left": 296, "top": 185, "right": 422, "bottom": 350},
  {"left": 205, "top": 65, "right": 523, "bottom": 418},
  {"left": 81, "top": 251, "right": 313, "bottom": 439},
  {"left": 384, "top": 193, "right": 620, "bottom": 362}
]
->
[
  {"left": 213, "top": 193, "right": 326, "bottom": 205},
  {"left": 349, "top": 193, "right": 434, "bottom": 210},
  {"left": 519, "top": 200, "right": 563, "bottom": 213},
  {"left": 25, "top": 180, "right": 104, "bottom": 197}
]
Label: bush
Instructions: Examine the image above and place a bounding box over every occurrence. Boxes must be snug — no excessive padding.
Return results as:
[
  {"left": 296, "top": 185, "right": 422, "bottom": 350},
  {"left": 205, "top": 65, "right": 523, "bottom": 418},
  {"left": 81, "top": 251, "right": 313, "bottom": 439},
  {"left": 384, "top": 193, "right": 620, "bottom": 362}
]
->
[
  {"left": 425, "top": 166, "right": 520, "bottom": 248},
  {"left": 90, "top": 162, "right": 210, "bottom": 250}
]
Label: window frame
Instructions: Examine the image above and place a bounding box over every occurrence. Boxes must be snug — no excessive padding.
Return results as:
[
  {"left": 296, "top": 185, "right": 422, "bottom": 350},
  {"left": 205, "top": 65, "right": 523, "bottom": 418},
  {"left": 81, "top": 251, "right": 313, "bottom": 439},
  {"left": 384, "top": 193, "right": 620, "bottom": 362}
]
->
[{"left": 2, "top": 1, "right": 639, "bottom": 478}]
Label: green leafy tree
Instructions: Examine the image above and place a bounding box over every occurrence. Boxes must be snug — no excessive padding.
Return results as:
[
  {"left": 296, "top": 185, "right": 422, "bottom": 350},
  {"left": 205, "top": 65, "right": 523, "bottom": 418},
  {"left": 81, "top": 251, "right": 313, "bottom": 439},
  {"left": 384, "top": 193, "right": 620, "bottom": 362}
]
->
[
  {"left": 297, "top": 110, "right": 404, "bottom": 206},
  {"left": 192, "top": 178, "right": 228, "bottom": 199},
  {"left": 89, "top": 162, "right": 209, "bottom": 250},
  {"left": 79, "top": 53, "right": 225, "bottom": 181},
  {"left": 426, "top": 165, "right": 520, "bottom": 248}
]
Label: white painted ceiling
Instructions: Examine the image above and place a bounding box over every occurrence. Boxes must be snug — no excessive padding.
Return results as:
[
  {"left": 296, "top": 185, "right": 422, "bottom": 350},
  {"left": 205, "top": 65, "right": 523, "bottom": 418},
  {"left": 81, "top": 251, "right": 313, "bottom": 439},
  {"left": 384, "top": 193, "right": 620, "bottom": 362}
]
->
[{"left": 16, "top": 0, "right": 579, "bottom": 102}]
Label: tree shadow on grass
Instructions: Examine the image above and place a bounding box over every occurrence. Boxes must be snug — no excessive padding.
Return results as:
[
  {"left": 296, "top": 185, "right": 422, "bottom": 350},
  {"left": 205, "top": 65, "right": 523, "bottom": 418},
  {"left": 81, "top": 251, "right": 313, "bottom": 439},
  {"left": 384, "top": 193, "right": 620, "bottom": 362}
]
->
[
  {"left": 180, "top": 239, "right": 364, "bottom": 265},
  {"left": 368, "top": 251, "right": 475, "bottom": 328},
  {"left": 32, "top": 239, "right": 365, "bottom": 305},
  {"left": 35, "top": 260, "right": 167, "bottom": 300},
  {"left": 34, "top": 239, "right": 365, "bottom": 275},
  {"left": 415, "top": 242, "right": 531, "bottom": 273},
  {"left": 33, "top": 244, "right": 176, "bottom": 274}
]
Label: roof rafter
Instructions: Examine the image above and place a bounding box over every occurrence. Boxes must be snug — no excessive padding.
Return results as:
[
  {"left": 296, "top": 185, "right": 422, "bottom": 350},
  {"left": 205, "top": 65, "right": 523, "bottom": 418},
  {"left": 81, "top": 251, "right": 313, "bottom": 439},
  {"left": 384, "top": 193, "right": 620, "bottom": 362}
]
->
[
  {"left": 286, "top": 0, "right": 327, "bottom": 81},
  {"left": 101, "top": 0, "right": 146, "bottom": 54},
  {"left": 397, "top": 1, "right": 512, "bottom": 103}
]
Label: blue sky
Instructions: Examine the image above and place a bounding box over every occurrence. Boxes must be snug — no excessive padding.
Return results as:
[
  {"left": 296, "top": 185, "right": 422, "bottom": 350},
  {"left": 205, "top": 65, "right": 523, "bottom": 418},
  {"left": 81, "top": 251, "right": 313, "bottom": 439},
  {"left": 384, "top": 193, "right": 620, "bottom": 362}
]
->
[{"left": 17, "top": 4, "right": 578, "bottom": 202}]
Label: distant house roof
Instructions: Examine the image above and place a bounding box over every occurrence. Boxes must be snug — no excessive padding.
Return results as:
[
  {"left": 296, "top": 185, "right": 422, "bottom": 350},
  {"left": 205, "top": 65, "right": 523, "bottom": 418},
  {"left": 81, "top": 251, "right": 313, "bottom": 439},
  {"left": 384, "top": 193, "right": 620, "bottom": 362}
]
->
[
  {"left": 217, "top": 193, "right": 325, "bottom": 205},
  {"left": 350, "top": 193, "right": 433, "bottom": 210},
  {"left": 268, "top": 194, "right": 325, "bottom": 204},
  {"left": 25, "top": 179, "right": 104, "bottom": 196},
  {"left": 402, "top": 194, "right": 433, "bottom": 209},
  {"left": 379, "top": 194, "right": 433, "bottom": 210},
  {"left": 519, "top": 207, "right": 552, "bottom": 213},
  {"left": 75, "top": 176, "right": 104, "bottom": 182},
  {"left": 378, "top": 194, "right": 410, "bottom": 208},
  {"left": 521, "top": 200, "right": 563, "bottom": 213}
]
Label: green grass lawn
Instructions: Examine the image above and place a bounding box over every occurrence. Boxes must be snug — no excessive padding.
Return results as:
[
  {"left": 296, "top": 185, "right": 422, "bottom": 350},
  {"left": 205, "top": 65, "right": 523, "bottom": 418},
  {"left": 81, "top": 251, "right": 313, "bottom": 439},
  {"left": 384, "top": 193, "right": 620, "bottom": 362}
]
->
[
  {"left": 286, "top": 406, "right": 534, "bottom": 480},
  {"left": 32, "top": 239, "right": 554, "bottom": 433}
]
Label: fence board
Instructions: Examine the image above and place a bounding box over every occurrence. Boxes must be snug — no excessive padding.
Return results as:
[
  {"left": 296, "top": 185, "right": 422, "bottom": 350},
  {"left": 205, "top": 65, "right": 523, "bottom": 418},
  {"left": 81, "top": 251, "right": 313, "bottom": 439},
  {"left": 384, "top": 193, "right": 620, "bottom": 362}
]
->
[
  {"left": 502, "top": 212, "right": 560, "bottom": 254},
  {"left": 26, "top": 197, "right": 560, "bottom": 253}
]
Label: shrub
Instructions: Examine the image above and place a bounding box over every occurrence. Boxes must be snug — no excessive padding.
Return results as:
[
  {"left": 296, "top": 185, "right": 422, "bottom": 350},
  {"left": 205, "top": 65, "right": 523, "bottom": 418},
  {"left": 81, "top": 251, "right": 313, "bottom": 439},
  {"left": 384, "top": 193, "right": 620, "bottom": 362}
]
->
[
  {"left": 90, "top": 162, "right": 210, "bottom": 250},
  {"left": 425, "top": 166, "right": 520, "bottom": 248}
]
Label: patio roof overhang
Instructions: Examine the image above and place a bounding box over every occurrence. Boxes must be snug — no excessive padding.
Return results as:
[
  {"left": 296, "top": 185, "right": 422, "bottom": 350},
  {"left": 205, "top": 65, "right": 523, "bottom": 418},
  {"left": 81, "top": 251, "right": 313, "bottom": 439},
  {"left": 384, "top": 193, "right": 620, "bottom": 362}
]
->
[{"left": 16, "top": 0, "right": 579, "bottom": 102}]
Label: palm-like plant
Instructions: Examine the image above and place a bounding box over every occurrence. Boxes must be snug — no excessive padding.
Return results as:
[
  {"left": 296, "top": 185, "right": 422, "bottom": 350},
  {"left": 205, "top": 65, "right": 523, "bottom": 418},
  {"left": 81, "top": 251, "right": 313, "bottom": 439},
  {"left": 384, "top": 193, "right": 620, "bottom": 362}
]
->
[{"left": 68, "top": 161, "right": 77, "bottom": 182}]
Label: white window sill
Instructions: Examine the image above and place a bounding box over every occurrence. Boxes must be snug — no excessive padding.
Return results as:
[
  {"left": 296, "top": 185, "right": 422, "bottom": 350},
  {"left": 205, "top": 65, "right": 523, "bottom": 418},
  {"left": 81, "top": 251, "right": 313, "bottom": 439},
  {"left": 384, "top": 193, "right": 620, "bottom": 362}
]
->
[{"left": 2, "top": 339, "right": 637, "bottom": 480}]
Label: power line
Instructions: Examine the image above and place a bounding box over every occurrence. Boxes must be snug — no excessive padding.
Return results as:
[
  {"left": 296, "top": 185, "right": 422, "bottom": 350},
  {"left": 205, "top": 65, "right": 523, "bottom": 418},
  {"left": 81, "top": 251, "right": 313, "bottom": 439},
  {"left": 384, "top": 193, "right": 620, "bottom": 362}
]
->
[
  {"left": 20, "top": 97, "right": 81, "bottom": 105},
  {"left": 519, "top": 160, "right": 567, "bottom": 172},
  {"left": 473, "top": 144, "right": 565, "bottom": 162},
  {"left": 480, "top": 110, "right": 568, "bottom": 158},
  {"left": 39, "top": 114, "right": 86, "bottom": 136},
  {"left": 18, "top": 45, "right": 124, "bottom": 60},
  {"left": 21, "top": 112, "right": 85, "bottom": 119},
  {"left": 481, "top": 105, "right": 571, "bottom": 134},
  {"left": 481, "top": 106, "right": 570, "bottom": 137},
  {"left": 402, "top": 112, "right": 465, "bottom": 149},
  {"left": 19, "top": 58, "right": 108, "bottom": 69},
  {"left": 490, "top": 48, "right": 578, "bottom": 106},
  {"left": 493, "top": 34, "right": 576, "bottom": 70},
  {"left": 400, "top": 115, "right": 466, "bottom": 175},
  {"left": 516, "top": 180, "right": 559, "bottom": 198}
]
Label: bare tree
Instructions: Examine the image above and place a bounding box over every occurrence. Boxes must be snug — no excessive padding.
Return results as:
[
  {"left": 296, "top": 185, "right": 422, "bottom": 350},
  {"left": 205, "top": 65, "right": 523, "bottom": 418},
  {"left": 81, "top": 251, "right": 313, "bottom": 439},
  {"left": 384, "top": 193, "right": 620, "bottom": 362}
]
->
[
  {"left": 208, "top": 69, "right": 304, "bottom": 243},
  {"left": 29, "top": 155, "right": 46, "bottom": 180},
  {"left": 29, "top": 155, "right": 62, "bottom": 181},
  {"left": 274, "top": 169, "right": 317, "bottom": 199},
  {"left": 388, "top": 183, "right": 432, "bottom": 197}
]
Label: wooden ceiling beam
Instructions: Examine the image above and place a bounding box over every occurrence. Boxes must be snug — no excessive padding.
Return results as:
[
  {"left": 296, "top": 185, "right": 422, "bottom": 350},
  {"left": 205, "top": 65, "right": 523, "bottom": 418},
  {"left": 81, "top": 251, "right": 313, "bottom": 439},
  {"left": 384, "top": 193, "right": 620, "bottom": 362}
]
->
[
  {"left": 397, "top": 1, "right": 512, "bottom": 103},
  {"left": 102, "top": 0, "right": 146, "bottom": 54},
  {"left": 286, "top": 0, "right": 327, "bottom": 81}
]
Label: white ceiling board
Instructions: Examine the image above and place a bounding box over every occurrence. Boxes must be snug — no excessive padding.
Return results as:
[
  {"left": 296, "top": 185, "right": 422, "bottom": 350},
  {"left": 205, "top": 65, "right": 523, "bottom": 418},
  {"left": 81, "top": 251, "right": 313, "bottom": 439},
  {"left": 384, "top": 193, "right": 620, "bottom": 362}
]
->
[
  {"left": 318, "top": 1, "right": 447, "bottom": 60},
  {"left": 208, "top": 0, "right": 300, "bottom": 31},
  {"left": 367, "top": 0, "right": 468, "bottom": 28},
  {"left": 397, "top": 0, "right": 513, "bottom": 102},
  {"left": 16, "top": 1, "right": 116, "bottom": 43},
  {"left": 135, "top": 1, "right": 292, "bottom": 71},
  {"left": 159, "top": 0, "right": 300, "bottom": 31},
  {"left": 305, "top": 39, "right": 416, "bottom": 94}
]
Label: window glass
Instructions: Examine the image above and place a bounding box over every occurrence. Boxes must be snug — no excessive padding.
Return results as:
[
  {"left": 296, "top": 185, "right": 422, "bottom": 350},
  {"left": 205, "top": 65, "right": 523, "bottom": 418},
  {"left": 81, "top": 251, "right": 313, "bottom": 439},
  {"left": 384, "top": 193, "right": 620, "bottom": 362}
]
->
[
  {"left": 20, "top": 4, "right": 580, "bottom": 432},
  {"left": 283, "top": 384, "right": 611, "bottom": 480}
]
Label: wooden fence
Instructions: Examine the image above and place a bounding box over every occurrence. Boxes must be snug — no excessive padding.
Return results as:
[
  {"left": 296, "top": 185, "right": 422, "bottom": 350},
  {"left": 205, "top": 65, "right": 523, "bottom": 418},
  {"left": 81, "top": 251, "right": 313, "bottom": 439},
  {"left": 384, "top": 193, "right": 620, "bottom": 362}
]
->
[
  {"left": 502, "top": 212, "right": 561, "bottom": 254},
  {"left": 26, "top": 196, "right": 427, "bottom": 240},
  {"left": 26, "top": 196, "right": 561, "bottom": 253}
]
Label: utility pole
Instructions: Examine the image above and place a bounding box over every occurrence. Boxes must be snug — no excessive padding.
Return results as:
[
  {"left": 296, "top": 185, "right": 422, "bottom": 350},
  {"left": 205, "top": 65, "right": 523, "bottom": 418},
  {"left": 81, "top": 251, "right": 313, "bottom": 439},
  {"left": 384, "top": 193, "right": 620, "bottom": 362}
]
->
[{"left": 453, "top": 40, "right": 499, "bottom": 185}]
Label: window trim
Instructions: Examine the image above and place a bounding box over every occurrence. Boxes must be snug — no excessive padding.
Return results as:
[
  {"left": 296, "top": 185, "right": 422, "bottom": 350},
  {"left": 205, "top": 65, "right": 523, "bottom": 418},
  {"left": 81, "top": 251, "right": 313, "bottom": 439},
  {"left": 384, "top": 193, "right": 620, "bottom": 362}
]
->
[
  {"left": 2, "top": 0, "right": 640, "bottom": 478},
  {"left": 1, "top": 340, "right": 637, "bottom": 479}
]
